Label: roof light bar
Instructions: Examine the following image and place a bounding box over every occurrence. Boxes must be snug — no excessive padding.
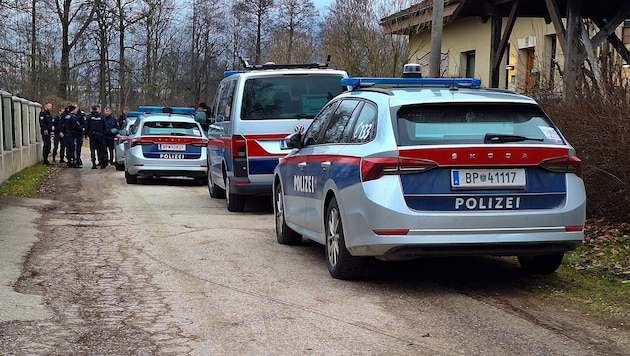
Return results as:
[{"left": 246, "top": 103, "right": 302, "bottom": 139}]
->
[
  {"left": 341, "top": 77, "right": 482, "bottom": 88},
  {"left": 138, "top": 106, "right": 196, "bottom": 115},
  {"left": 126, "top": 111, "right": 144, "bottom": 118}
]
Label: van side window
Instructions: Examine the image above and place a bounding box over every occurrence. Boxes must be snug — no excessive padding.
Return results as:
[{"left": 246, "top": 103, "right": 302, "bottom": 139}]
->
[{"left": 214, "top": 81, "right": 235, "bottom": 123}]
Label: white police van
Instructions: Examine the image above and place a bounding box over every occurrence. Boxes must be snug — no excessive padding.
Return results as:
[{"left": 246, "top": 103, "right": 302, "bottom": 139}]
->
[{"left": 206, "top": 60, "right": 348, "bottom": 212}]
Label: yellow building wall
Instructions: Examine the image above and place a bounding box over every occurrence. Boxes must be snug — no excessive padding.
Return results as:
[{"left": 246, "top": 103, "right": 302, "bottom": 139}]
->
[{"left": 409, "top": 17, "right": 558, "bottom": 92}]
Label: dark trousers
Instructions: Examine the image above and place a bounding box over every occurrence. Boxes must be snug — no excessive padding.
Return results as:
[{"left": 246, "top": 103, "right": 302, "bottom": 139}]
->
[
  {"left": 105, "top": 135, "right": 115, "bottom": 163},
  {"left": 42, "top": 133, "right": 51, "bottom": 161},
  {"left": 53, "top": 133, "right": 65, "bottom": 161},
  {"left": 64, "top": 134, "right": 79, "bottom": 166},
  {"left": 89, "top": 134, "right": 106, "bottom": 167}
]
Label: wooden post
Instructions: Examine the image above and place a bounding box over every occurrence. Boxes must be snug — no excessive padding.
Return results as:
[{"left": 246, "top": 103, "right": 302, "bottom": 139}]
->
[
  {"left": 563, "top": 0, "right": 581, "bottom": 101},
  {"left": 430, "top": 0, "right": 444, "bottom": 77}
]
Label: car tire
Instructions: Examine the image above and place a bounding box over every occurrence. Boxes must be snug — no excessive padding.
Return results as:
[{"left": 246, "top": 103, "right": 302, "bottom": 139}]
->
[
  {"left": 518, "top": 252, "right": 564, "bottom": 274},
  {"left": 207, "top": 167, "right": 225, "bottom": 199},
  {"left": 325, "top": 197, "right": 364, "bottom": 280},
  {"left": 225, "top": 176, "right": 245, "bottom": 212},
  {"left": 125, "top": 170, "right": 138, "bottom": 184},
  {"left": 274, "top": 181, "right": 302, "bottom": 245},
  {"left": 115, "top": 163, "right": 124, "bottom": 171}
]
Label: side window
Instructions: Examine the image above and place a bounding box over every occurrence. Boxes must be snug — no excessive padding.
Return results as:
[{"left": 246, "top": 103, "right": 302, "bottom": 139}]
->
[
  {"left": 303, "top": 101, "right": 338, "bottom": 146},
  {"left": 347, "top": 102, "right": 377, "bottom": 143},
  {"left": 214, "top": 81, "right": 235, "bottom": 123},
  {"left": 321, "top": 100, "right": 360, "bottom": 144}
]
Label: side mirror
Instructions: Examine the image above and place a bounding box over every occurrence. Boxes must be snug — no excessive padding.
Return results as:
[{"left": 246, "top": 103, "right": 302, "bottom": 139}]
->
[
  {"left": 119, "top": 129, "right": 128, "bottom": 136},
  {"left": 214, "top": 114, "right": 224, "bottom": 123},
  {"left": 285, "top": 133, "right": 303, "bottom": 149}
]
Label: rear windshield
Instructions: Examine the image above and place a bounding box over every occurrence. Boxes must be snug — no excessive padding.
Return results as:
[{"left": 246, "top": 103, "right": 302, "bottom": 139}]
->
[
  {"left": 397, "top": 103, "right": 565, "bottom": 146},
  {"left": 241, "top": 74, "right": 345, "bottom": 120},
  {"left": 141, "top": 121, "right": 202, "bottom": 137}
]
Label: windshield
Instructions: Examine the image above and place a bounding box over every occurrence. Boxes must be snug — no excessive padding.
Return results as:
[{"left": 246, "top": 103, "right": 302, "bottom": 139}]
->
[
  {"left": 241, "top": 74, "right": 345, "bottom": 120},
  {"left": 397, "top": 103, "right": 565, "bottom": 146},
  {"left": 141, "top": 121, "right": 202, "bottom": 137}
]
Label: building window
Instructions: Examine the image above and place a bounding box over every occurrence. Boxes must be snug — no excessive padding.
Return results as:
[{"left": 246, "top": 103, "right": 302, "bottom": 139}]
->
[{"left": 461, "top": 50, "right": 476, "bottom": 77}]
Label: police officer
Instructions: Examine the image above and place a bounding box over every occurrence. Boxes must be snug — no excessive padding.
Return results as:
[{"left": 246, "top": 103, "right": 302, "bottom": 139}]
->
[
  {"left": 63, "top": 105, "right": 83, "bottom": 168},
  {"left": 39, "top": 102, "right": 54, "bottom": 165},
  {"left": 51, "top": 107, "right": 66, "bottom": 163},
  {"left": 85, "top": 105, "right": 107, "bottom": 169},
  {"left": 74, "top": 103, "right": 86, "bottom": 166},
  {"left": 103, "top": 107, "right": 117, "bottom": 165}
]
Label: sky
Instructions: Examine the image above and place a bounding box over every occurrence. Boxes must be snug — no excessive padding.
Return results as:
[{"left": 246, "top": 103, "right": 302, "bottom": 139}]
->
[{"left": 312, "top": 0, "right": 333, "bottom": 14}]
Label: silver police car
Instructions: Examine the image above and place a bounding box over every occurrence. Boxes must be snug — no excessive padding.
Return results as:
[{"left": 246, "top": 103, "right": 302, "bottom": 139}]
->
[
  {"left": 124, "top": 106, "right": 208, "bottom": 184},
  {"left": 273, "top": 77, "right": 586, "bottom": 279},
  {"left": 114, "top": 111, "right": 141, "bottom": 171}
]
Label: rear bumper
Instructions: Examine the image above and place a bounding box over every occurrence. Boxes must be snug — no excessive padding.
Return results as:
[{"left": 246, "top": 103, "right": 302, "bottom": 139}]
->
[{"left": 228, "top": 176, "right": 273, "bottom": 196}]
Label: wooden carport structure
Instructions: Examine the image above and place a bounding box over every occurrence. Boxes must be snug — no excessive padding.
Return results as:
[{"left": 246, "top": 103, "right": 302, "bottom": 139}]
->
[{"left": 383, "top": 0, "right": 630, "bottom": 99}]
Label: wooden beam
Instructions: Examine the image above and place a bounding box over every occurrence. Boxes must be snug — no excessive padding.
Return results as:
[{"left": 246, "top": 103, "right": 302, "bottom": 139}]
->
[
  {"left": 593, "top": 18, "right": 630, "bottom": 65},
  {"left": 490, "top": 15, "right": 502, "bottom": 87},
  {"left": 578, "top": 1, "right": 630, "bottom": 63},
  {"left": 579, "top": 18, "right": 604, "bottom": 96},
  {"left": 491, "top": 0, "right": 519, "bottom": 73},
  {"left": 563, "top": 0, "right": 581, "bottom": 101},
  {"left": 544, "top": 0, "right": 567, "bottom": 52}
]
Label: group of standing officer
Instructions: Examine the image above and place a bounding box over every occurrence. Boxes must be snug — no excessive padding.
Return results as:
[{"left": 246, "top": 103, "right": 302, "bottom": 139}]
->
[{"left": 39, "top": 102, "right": 127, "bottom": 169}]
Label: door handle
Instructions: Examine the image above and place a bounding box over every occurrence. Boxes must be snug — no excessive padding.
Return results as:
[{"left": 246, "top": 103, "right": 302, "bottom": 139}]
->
[
  {"left": 321, "top": 161, "right": 331, "bottom": 171},
  {"left": 298, "top": 162, "right": 307, "bottom": 170}
]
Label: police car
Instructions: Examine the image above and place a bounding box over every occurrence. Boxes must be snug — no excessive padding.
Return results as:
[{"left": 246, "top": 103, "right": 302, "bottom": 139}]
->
[
  {"left": 124, "top": 106, "right": 208, "bottom": 184},
  {"left": 273, "top": 76, "right": 586, "bottom": 279},
  {"left": 114, "top": 111, "right": 142, "bottom": 171},
  {"left": 206, "top": 60, "right": 348, "bottom": 212}
]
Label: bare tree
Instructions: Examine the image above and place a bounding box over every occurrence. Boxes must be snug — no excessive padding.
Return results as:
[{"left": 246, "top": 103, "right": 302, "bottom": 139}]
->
[
  {"left": 235, "top": 0, "right": 274, "bottom": 64},
  {"left": 320, "top": 0, "right": 409, "bottom": 77},
  {"left": 53, "top": 0, "right": 99, "bottom": 99},
  {"left": 270, "top": 0, "right": 318, "bottom": 63}
]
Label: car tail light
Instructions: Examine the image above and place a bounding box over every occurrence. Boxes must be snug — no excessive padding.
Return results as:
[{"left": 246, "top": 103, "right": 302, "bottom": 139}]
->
[
  {"left": 361, "top": 157, "right": 438, "bottom": 182},
  {"left": 540, "top": 156, "right": 583, "bottom": 178},
  {"left": 232, "top": 135, "right": 247, "bottom": 158},
  {"left": 190, "top": 139, "right": 208, "bottom": 147},
  {"left": 130, "top": 139, "right": 155, "bottom": 148},
  {"left": 119, "top": 137, "right": 129, "bottom": 144}
]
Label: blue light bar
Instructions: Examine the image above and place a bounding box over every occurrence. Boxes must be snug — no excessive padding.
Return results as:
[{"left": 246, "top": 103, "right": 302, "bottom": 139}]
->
[
  {"left": 224, "top": 70, "right": 247, "bottom": 77},
  {"left": 341, "top": 77, "right": 482, "bottom": 88},
  {"left": 138, "top": 106, "right": 196, "bottom": 115},
  {"left": 126, "top": 111, "right": 143, "bottom": 117}
]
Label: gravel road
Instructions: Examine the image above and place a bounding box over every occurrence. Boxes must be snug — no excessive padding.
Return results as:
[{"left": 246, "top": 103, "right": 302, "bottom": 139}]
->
[{"left": 0, "top": 160, "right": 628, "bottom": 355}]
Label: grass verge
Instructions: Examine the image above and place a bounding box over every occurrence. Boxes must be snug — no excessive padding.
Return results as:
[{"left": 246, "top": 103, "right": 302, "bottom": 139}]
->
[{"left": 0, "top": 161, "right": 56, "bottom": 198}]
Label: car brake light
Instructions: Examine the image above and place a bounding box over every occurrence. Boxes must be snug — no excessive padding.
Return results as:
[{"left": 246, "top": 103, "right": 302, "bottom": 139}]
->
[
  {"left": 361, "top": 157, "right": 437, "bottom": 182},
  {"left": 190, "top": 139, "right": 208, "bottom": 147},
  {"left": 130, "top": 139, "right": 155, "bottom": 148},
  {"left": 540, "top": 156, "right": 583, "bottom": 178},
  {"left": 232, "top": 135, "right": 247, "bottom": 158},
  {"left": 119, "top": 137, "right": 129, "bottom": 143}
]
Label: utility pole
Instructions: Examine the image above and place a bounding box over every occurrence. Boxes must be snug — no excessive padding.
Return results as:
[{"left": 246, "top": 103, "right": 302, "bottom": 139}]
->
[{"left": 430, "top": 0, "right": 444, "bottom": 77}]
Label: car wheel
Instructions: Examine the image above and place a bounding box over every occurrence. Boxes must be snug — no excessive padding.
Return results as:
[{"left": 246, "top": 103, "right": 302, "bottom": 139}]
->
[
  {"left": 115, "top": 162, "right": 124, "bottom": 171},
  {"left": 225, "top": 176, "right": 245, "bottom": 212},
  {"left": 125, "top": 170, "right": 137, "bottom": 184},
  {"left": 325, "top": 197, "right": 364, "bottom": 279},
  {"left": 518, "top": 252, "right": 564, "bottom": 274},
  {"left": 274, "top": 181, "right": 301, "bottom": 245},
  {"left": 207, "top": 167, "right": 225, "bottom": 198}
]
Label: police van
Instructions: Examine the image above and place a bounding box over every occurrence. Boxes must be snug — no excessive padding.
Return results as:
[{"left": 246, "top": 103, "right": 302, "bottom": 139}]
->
[{"left": 206, "top": 60, "right": 348, "bottom": 212}]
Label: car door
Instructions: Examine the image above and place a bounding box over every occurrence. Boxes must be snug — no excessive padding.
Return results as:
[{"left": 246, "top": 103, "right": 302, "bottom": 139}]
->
[
  {"left": 280, "top": 101, "right": 339, "bottom": 232},
  {"left": 301, "top": 99, "right": 361, "bottom": 234}
]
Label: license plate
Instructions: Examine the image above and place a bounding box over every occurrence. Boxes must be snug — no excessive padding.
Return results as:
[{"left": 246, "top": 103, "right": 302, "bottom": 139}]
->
[
  {"left": 159, "top": 144, "right": 186, "bottom": 151},
  {"left": 451, "top": 168, "right": 526, "bottom": 189}
]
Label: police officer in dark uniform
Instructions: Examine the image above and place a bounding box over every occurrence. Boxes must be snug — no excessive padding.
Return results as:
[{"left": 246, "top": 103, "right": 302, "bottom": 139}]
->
[
  {"left": 39, "top": 102, "right": 54, "bottom": 165},
  {"left": 51, "top": 107, "right": 66, "bottom": 163},
  {"left": 74, "top": 103, "right": 86, "bottom": 166},
  {"left": 85, "top": 105, "right": 107, "bottom": 169},
  {"left": 103, "top": 107, "right": 118, "bottom": 165},
  {"left": 63, "top": 105, "right": 83, "bottom": 168}
]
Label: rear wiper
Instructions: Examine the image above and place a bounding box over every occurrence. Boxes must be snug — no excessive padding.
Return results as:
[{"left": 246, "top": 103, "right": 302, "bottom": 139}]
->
[{"left": 484, "top": 133, "right": 544, "bottom": 143}]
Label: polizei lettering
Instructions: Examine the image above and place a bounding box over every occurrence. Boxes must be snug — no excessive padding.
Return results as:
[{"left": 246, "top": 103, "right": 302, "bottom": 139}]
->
[
  {"left": 455, "top": 196, "right": 521, "bottom": 210},
  {"left": 293, "top": 175, "right": 316, "bottom": 193}
]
